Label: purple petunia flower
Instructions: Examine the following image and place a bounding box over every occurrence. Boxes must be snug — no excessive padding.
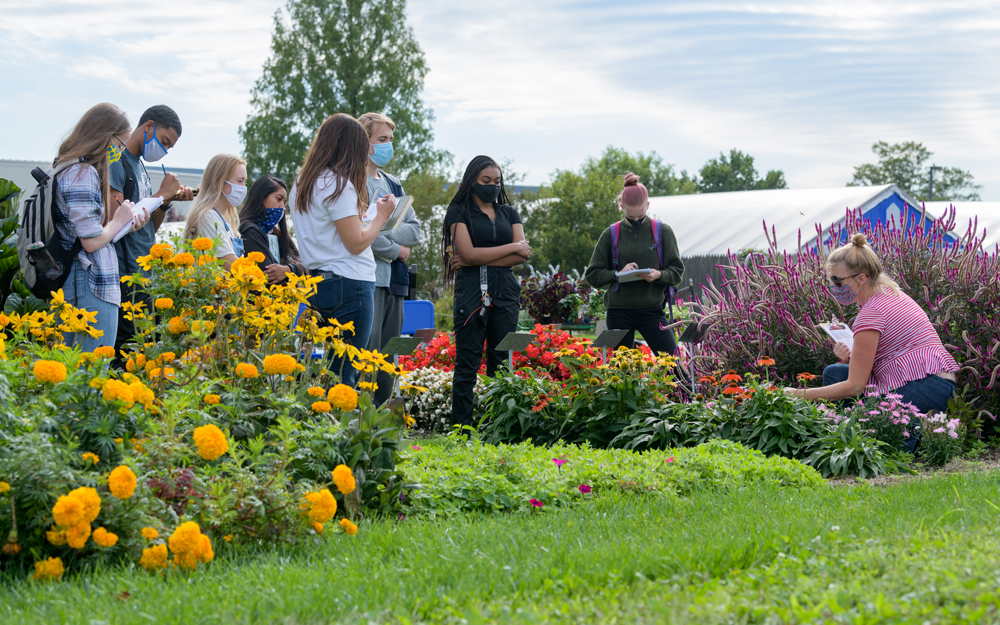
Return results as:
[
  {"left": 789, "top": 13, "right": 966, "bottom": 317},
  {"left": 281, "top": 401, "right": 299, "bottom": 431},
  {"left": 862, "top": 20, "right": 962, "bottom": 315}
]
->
[
  {"left": 552, "top": 458, "right": 567, "bottom": 468},
  {"left": 529, "top": 499, "right": 544, "bottom": 508},
  {"left": 578, "top": 484, "right": 591, "bottom": 494}
]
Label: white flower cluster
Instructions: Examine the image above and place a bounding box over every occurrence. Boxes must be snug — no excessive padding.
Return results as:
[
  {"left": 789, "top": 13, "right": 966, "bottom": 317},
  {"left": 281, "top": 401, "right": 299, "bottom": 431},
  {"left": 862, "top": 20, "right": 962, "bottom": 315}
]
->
[{"left": 400, "top": 368, "right": 485, "bottom": 433}]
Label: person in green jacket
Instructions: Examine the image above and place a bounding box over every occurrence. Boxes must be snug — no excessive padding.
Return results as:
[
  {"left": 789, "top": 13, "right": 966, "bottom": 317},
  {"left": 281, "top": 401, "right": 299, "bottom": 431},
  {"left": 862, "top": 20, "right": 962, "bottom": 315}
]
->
[{"left": 584, "top": 172, "right": 684, "bottom": 355}]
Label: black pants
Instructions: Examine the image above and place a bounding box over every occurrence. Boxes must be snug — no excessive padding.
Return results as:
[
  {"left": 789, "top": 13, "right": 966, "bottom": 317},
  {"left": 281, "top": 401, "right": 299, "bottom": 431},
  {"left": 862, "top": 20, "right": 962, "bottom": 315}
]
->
[
  {"left": 606, "top": 306, "right": 678, "bottom": 355},
  {"left": 452, "top": 266, "right": 520, "bottom": 426}
]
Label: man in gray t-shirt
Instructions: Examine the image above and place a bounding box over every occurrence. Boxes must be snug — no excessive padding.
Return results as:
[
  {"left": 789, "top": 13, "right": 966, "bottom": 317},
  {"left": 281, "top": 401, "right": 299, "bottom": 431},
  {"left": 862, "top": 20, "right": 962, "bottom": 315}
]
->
[{"left": 109, "top": 105, "right": 194, "bottom": 358}]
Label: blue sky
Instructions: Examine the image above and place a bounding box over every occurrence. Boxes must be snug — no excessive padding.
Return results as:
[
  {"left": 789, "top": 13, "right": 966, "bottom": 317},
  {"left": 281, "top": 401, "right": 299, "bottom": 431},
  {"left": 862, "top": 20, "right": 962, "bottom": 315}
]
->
[{"left": 2, "top": 0, "right": 998, "bottom": 198}]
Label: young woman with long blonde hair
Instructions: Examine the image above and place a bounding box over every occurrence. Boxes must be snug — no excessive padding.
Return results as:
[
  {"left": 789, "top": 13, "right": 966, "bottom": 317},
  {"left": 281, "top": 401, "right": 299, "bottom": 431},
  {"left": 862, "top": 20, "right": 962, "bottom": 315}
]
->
[
  {"left": 53, "top": 102, "right": 149, "bottom": 349},
  {"left": 183, "top": 154, "right": 247, "bottom": 270}
]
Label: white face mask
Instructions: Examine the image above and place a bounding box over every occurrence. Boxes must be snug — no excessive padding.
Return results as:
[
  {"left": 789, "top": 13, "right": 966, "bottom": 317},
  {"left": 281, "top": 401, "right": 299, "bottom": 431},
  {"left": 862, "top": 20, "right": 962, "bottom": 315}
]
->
[{"left": 224, "top": 181, "right": 247, "bottom": 207}]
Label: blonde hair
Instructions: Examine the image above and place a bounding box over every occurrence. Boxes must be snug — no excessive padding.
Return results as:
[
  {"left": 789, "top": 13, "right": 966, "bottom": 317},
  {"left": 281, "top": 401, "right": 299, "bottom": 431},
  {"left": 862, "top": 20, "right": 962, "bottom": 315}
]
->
[
  {"left": 357, "top": 112, "right": 396, "bottom": 137},
  {"left": 55, "top": 103, "right": 131, "bottom": 226},
  {"left": 826, "top": 233, "right": 900, "bottom": 296},
  {"left": 184, "top": 154, "right": 246, "bottom": 241}
]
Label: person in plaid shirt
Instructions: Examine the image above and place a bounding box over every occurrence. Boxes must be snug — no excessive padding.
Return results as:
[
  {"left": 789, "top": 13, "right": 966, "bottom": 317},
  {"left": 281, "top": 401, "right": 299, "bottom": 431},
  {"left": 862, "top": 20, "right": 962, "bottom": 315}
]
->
[{"left": 53, "top": 103, "right": 150, "bottom": 350}]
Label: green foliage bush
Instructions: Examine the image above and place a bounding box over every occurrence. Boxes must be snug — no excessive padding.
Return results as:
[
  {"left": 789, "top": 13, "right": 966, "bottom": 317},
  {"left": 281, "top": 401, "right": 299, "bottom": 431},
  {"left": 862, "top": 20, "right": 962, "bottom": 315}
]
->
[{"left": 404, "top": 437, "right": 823, "bottom": 518}]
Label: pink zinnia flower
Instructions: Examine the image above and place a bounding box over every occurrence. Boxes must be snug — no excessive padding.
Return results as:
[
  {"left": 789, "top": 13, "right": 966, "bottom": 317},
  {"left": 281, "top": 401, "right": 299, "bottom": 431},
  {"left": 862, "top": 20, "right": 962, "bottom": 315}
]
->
[
  {"left": 665, "top": 457, "right": 675, "bottom": 463},
  {"left": 578, "top": 484, "right": 591, "bottom": 494},
  {"left": 529, "top": 499, "right": 544, "bottom": 508},
  {"left": 552, "top": 458, "right": 567, "bottom": 468}
]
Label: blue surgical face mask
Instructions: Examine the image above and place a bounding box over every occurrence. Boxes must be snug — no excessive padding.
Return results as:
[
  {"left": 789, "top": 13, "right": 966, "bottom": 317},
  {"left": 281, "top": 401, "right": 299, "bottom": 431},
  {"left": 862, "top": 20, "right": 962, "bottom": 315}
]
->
[
  {"left": 142, "top": 123, "right": 168, "bottom": 162},
  {"left": 257, "top": 206, "right": 284, "bottom": 233},
  {"left": 370, "top": 142, "right": 393, "bottom": 167}
]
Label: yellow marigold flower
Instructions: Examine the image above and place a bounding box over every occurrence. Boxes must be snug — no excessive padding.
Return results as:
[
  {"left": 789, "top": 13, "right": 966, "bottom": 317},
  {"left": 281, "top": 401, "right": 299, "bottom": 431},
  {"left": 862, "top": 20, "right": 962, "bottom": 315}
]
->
[
  {"left": 93, "top": 345, "right": 116, "bottom": 359},
  {"left": 307, "top": 386, "right": 325, "bottom": 397},
  {"left": 311, "top": 401, "right": 332, "bottom": 413},
  {"left": 93, "top": 527, "right": 118, "bottom": 548},
  {"left": 149, "top": 243, "right": 174, "bottom": 261},
  {"left": 154, "top": 298, "right": 174, "bottom": 310},
  {"left": 167, "top": 316, "right": 190, "bottom": 334},
  {"left": 235, "top": 363, "right": 258, "bottom": 379},
  {"left": 0, "top": 313, "right": 9, "bottom": 327},
  {"left": 101, "top": 379, "right": 135, "bottom": 408},
  {"left": 247, "top": 251, "right": 265, "bottom": 263},
  {"left": 312, "top": 522, "right": 323, "bottom": 534},
  {"left": 32, "top": 557, "right": 65, "bottom": 582},
  {"left": 203, "top": 393, "right": 221, "bottom": 405},
  {"left": 339, "top": 518, "right": 358, "bottom": 536},
  {"left": 194, "top": 534, "right": 213, "bottom": 564},
  {"left": 51, "top": 494, "right": 85, "bottom": 527},
  {"left": 159, "top": 351, "right": 176, "bottom": 363},
  {"left": 332, "top": 464, "right": 356, "bottom": 495},
  {"left": 125, "top": 353, "right": 147, "bottom": 372},
  {"left": 303, "top": 489, "right": 338, "bottom": 524},
  {"left": 89, "top": 376, "right": 108, "bottom": 389},
  {"left": 141, "top": 527, "right": 159, "bottom": 541},
  {"left": 223, "top": 534, "right": 233, "bottom": 542},
  {"left": 140, "top": 544, "right": 168, "bottom": 570},
  {"left": 168, "top": 521, "right": 202, "bottom": 555},
  {"left": 66, "top": 521, "right": 91, "bottom": 549},
  {"left": 81, "top": 452, "right": 99, "bottom": 465},
  {"left": 46, "top": 526, "right": 67, "bottom": 546},
  {"left": 68, "top": 486, "right": 101, "bottom": 524},
  {"left": 193, "top": 424, "right": 228, "bottom": 460},
  {"left": 0, "top": 481, "right": 10, "bottom": 494},
  {"left": 327, "top": 384, "right": 358, "bottom": 412},
  {"left": 33, "top": 360, "right": 67, "bottom": 384},
  {"left": 192, "top": 237, "right": 213, "bottom": 252},
  {"left": 129, "top": 382, "right": 155, "bottom": 409},
  {"left": 108, "top": 465, "right": 137, "bottom": 499},
  {"left": 262, "top": 353, "right": 297, "bottom": 376},
  {"left": 171, "top": 252, "right": 195, "bottom": 267}
]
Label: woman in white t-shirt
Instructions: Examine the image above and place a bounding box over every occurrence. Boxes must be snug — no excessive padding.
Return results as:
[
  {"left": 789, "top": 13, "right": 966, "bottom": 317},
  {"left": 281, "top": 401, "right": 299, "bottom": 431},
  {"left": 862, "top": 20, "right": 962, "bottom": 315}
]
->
[
  {"left": 183, "top": 154, "right": 248, "bottom": 269},
  {"left": 288, "top": 113, "right": 395, "bottom": 386}
]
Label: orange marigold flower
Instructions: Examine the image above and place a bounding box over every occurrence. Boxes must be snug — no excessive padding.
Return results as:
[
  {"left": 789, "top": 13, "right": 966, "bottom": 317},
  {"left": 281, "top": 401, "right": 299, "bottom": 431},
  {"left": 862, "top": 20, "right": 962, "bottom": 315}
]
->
[
  {"left": 307, "top": 386, "right": 326, "bottom": 397},
  {"left": 140, "top": 544, "right": 168, "bottom": 570},
  {"left": 141, "top": 527, "right": 159, "bottom": 541},
  {"left": 235, "top": 363, "right": 259, "bottom": 379},
  {"left": 93, "top": 345, "right": 116, "bottom": 359},
  {"left": 32, "top": 557, "right": 65, "bottom": 581},
  {"left": 66, "top": 521, "right": 91, "bottom": 549},
  {"left": 108, "top": 465, "right": 137, "bottom": 499},
  {"left": 81, "top": 452, "right": 99, "bottom": 465},
  {"left": 33, "top": 360, "right": 67, "bottom": 384},
  {"left": 262, "top": 354, "right": 297, "bottom": 376},
  {"left": 327, "top": 384, "right": 358, "bottom": 411},
  {"left": 303, "top": 489, "right": 338, "bottom": 523},
  {"left": 149, "top": 243, "right": 173, "bottom": 261},
  {"left": 192, "top": 237, "right": 213, "bottom": 252},
  {"left": 331, "top": 464, "right": 356, "bottom": 495},
  {"left": 154, "top": 298, "right": 174, "bottom": 310},
  {"left": 339, "top": 518, "right": 358, "bottom": 536},
  {"left": 171, "top": 252, "right": 195, "bottom": 267},
  {"left": 93, "top": 527, "right": 118, "bottom": 547},
  {"left": 203, "top": 393, "right": 221, "bottom": 405},
  {"left": 193, "top": 424, "right": 228, "bottom": 460},
  {"left": 167, "top": 316, "right": 190, "bottom": 334},
  {"left": 311, "top": 400, "right": 332, "bottom": 413}
]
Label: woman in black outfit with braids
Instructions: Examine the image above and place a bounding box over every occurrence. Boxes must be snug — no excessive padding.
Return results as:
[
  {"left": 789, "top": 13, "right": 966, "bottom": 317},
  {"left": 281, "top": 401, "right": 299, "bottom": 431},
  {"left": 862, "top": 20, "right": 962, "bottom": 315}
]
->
[{"left": 443, "top": 156, "right": 531, "bottom": 427}]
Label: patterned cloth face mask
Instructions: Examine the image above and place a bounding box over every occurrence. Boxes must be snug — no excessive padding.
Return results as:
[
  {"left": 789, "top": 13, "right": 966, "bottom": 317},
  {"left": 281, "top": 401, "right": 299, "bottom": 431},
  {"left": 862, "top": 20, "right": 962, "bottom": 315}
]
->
[
  {"left": 257, "top": 206, "right": 284, "bottom": 233},
  {"left": 829, "top": 274, "right": 859, "bottom": 305}
]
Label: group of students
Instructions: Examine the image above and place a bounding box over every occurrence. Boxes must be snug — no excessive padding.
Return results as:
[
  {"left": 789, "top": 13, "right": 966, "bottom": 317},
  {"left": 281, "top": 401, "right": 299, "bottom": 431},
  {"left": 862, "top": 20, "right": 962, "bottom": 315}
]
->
[{"left": 45, "top": 102, "right": 959, "bottom": 438}]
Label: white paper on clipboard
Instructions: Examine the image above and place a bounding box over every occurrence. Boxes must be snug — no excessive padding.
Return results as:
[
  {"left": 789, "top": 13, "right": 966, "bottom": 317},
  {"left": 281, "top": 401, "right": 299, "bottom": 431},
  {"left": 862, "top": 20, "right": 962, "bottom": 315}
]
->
[
  {"left": 112, "top": 197, "right": 162, "bottom": 243},
  {"left": 819, "top": 321, "right": 854, "bottom": 349}
]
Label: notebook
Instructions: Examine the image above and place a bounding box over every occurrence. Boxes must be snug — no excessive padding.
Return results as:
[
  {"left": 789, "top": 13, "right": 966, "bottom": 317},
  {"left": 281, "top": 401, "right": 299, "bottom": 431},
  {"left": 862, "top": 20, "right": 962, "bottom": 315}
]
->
[
  {"left": 378, "top": 195, "right": 413, "bottom": 234},
  {"left": 113, "top": 196, "right": 162, "bottom": 243}
]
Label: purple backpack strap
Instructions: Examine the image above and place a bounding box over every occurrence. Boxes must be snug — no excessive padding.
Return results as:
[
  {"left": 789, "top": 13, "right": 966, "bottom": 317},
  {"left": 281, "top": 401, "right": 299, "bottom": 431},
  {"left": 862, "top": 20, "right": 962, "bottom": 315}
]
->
[
  {"left": 651, "top": 218, "right": 663, "bottom": 269},
  {"left": 610, "top": 221, "right": 622, "bottom": 291}
]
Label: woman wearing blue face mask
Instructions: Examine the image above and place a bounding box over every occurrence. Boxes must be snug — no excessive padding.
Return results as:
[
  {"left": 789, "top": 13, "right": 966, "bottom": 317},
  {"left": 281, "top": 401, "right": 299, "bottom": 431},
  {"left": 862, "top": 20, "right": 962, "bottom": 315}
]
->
[
  {"left": 238, "top": 174, "right": 305, "bottom": 284},
  {"left": 183, "top": 154, "right": 247, "bottom": 270}
]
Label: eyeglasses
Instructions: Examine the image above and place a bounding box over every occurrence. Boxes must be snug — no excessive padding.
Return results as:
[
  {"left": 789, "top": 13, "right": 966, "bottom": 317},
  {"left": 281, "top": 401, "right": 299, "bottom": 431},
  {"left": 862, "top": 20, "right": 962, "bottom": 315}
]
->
[{"left": 829, "top": 273, "right": 859, "bottom": 288}]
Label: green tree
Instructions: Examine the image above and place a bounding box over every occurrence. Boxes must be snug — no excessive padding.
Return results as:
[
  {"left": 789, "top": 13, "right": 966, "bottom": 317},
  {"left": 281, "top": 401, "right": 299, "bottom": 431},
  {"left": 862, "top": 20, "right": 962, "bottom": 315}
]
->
[
  {"left": 848, "top": 141, "right": 981, "bottom": 201},
  {"left": 526, "top": 147, "right": 694, "bottom": 273},
  {"left": 240, "top": 0, "right": 444, "bottom": 181},
  {"left": 697, "top": 149, "right": 787, "bottom": 193}
]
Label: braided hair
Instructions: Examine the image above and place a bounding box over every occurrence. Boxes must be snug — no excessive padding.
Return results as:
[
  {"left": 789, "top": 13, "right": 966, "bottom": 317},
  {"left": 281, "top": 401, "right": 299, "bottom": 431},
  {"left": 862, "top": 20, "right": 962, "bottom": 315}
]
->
[{"left": 440, "top": 155, "right": 511, "bottom": 283}]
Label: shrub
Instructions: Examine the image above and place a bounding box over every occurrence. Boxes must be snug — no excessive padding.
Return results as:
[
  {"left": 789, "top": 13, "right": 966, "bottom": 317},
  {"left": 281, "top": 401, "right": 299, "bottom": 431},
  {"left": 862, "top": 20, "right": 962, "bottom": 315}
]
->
[
  {"left": 919, "top": 412, "right": 963, "bottom": 466},
  {"left": 398, "top": 367, "right": 485, "bottom": 433},
  {"left": 519, "top": 267, "right": 588, "bottom": 322}
]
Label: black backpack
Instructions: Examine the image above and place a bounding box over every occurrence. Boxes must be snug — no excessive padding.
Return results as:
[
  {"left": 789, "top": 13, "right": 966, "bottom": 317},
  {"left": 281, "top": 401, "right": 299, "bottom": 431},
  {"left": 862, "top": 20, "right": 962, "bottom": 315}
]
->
[{"left": 16, "top": 159, "right": 85, "bottom": 299}]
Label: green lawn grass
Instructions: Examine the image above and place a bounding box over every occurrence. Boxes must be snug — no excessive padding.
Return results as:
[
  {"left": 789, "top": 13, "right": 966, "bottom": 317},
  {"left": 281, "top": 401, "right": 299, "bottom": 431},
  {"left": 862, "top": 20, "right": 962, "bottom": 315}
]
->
[{"left": 5, "top": 470, "right": 1000, "bottom": 623}]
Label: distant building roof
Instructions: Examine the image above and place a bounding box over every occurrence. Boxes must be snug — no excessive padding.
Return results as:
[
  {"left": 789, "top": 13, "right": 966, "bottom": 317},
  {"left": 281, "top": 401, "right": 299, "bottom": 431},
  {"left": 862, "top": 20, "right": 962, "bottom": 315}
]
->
[{"left": 647, "top": 184, "right": 924, "bottom": 256}]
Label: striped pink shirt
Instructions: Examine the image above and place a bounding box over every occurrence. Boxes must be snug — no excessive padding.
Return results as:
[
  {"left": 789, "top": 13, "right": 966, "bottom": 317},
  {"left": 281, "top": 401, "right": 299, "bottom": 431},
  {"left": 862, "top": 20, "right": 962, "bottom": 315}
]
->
[{"left": 853, "top": 289, "right": 958, "bottom": 394}]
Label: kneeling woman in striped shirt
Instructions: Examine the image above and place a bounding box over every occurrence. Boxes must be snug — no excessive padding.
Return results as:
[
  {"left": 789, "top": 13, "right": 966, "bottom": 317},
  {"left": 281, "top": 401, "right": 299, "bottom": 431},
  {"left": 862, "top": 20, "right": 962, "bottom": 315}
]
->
[{"left": 789, "top": 233, "right": 958, "bottom": 421}]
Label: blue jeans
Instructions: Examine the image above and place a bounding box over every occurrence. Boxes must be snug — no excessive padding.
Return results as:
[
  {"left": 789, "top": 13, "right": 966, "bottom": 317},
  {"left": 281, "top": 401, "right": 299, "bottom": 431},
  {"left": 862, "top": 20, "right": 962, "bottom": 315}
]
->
[
  {"left": 61, "top": 261, "right": 119, "bottom": 352},
  {"left": 310, "top": 272, "right": 375, "bottom": 387},
  {"left": 822, "top": 363, "right": 956, "bottom": 451}
]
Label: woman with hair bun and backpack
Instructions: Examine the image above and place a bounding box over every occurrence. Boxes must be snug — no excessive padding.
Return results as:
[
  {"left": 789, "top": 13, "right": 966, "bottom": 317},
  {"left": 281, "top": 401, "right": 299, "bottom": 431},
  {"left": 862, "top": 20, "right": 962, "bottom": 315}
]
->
[{"left": 585, "top": 172, "right": 684, "bottom": 355}]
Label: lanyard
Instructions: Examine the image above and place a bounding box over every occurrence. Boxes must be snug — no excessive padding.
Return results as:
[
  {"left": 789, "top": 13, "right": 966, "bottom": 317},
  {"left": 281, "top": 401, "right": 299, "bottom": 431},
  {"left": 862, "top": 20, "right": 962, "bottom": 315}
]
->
[{"left": 480, "top": 265, "right": 491, "bottom": 316}]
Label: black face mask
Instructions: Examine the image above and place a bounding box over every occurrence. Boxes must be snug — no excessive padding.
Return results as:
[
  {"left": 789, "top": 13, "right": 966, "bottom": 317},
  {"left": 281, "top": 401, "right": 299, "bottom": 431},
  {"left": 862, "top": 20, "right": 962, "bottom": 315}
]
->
[
  {"left": 626, "top": 216, "right": 646, "bottom": 229},
  {"left": 473, "top": 183, "right": 501, "bottom": 204}
]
